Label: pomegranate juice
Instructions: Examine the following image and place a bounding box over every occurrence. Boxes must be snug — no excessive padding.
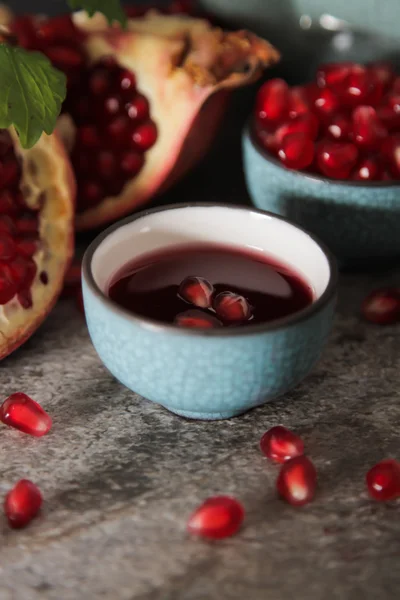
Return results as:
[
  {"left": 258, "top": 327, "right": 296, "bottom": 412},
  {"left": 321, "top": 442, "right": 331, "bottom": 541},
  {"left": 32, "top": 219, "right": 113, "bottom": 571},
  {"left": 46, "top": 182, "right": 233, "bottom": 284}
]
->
[{"left": 108, "top": 244, "right": 314, "bottom": 329}]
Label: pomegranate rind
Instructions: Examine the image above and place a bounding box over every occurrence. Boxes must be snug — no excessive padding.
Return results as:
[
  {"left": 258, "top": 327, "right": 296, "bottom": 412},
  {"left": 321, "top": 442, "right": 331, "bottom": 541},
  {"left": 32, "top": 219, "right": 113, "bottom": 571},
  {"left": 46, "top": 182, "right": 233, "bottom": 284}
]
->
[
  {"left": 0, "top": 130, "right": 75, "bottom": 360},
  {"left": 71, "top": 11, "right": 279, "bottom": 230}
]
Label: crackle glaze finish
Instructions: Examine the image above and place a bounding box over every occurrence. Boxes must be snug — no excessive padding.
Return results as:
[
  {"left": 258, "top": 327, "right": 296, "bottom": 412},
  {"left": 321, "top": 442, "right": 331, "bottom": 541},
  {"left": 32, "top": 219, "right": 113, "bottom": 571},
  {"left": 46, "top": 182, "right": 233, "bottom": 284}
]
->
[
  {"left": 243, "top": 126, "right": 400, "bottom": 264},
  {"left": 82, "top": 204, "right": 336, "bottom": 420},
  {"left": 83, "top": 282, "right": 335, "bottom": 419}
]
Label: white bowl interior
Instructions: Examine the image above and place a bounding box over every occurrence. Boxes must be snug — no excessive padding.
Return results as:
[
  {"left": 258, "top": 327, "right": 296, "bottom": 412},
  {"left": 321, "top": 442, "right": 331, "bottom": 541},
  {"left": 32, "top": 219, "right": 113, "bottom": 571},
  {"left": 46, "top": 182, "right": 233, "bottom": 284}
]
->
[{"left": 90, "top": 206, "right": 331, "bottom": 299}]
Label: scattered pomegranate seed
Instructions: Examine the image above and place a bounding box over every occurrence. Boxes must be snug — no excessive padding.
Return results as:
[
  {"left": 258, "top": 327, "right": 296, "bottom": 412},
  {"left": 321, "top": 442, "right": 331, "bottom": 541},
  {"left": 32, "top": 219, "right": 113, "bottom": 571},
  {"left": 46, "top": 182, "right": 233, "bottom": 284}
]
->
[
  {"left": 175, "top": 309, "right": 222, "bottom": 329},
  {"left": 214, "top": 291, "right": 252, "bottom": 322},
  {"left": 277, "top": 456, "right": 317, "bottom": 506},
  {"left": 366, "top": 459, "right": 400, "bottom": 501},
  {"left": 0, "top": 392, "right": 52, "bottom": 436},
  {"left": 260, "top": 426, "right": 305, "bottom": 463},
  {"left": 352, "top": 105, "right": 387, "bottom": 149},
  {"left": 256, "top": 79, "right": 290, "bottom": 123},
  {"left": 316, "top": 140, "right": 358, "bottom": 179},
  {"left": 187, "top": 496, "right": 244, "bottom": 539},
  {"left": 361, "top": 288, "right": 400, "bottom": 325},
  {"left": 178, "top": 276, "right": 214, "bottom": 308},
  {"left": 4, "top": 479, "right": 43, "bottom": 529},
  {"left": 278, "top": 133, "right": 315, "bottom": 170}
]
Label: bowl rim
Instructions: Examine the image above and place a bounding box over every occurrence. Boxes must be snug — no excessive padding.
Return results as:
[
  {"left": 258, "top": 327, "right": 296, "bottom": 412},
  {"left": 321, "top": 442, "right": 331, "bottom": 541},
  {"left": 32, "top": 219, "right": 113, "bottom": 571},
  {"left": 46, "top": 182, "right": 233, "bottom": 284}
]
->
[
  {"left": 82, "top": 202, "right": 338, "bottom": 338},
  {"left": 245, "top": 118, "right": 400, "bottom": 190}
]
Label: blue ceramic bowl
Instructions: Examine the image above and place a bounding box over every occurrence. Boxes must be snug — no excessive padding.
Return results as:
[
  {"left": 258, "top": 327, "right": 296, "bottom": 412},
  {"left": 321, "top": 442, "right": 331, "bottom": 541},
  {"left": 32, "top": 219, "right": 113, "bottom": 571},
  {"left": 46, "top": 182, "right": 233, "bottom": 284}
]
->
[
  {"left": 243, "top": 123, "right": 400, "bottom": 265},
  {"left": 82, "top": 203, "right": 337, "bottom": 420}
]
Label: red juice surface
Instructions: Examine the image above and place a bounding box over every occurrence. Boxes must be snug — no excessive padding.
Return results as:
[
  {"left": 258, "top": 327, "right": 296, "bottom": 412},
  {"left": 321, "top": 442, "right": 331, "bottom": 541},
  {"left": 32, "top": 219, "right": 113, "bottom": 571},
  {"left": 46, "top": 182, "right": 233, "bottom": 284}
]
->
[{"left": 108, "top": 244, "right": 314, "bottom": 328}]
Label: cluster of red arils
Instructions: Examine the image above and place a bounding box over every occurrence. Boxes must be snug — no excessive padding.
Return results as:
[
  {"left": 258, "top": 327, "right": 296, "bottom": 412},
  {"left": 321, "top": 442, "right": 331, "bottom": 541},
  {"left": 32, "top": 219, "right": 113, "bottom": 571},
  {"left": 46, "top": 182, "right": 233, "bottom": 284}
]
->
[
  {"left": 254, "top": 61, "right": 400, "bottom": 181},
  {"left": 176, "top": 276, "right": 252, "bottom": 328},
  {"left": 188, "top": 425, "right": 400, "bottom": 540}
]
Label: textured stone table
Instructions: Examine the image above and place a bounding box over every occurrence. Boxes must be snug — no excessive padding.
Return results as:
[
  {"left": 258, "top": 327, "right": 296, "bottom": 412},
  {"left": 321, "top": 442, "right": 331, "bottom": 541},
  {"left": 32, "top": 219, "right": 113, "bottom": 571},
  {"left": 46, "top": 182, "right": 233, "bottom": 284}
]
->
[{"left": 1, "top": 91, "right": 400, "bottom": 599}]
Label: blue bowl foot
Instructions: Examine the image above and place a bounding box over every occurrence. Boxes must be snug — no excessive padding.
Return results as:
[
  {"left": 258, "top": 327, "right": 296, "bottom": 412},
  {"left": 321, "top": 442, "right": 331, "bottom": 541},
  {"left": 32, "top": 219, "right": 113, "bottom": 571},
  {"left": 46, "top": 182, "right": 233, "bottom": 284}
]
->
[{"left": 162, "top": 405, "right": 249, "bottom": 421}]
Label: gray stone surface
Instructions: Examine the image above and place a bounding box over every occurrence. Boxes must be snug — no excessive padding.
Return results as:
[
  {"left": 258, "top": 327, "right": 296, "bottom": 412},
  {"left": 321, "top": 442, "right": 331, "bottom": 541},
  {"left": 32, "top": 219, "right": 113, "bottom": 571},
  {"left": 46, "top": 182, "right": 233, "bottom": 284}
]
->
[{"left": 1, "top": 94, "right": 400, "bottom": 600}]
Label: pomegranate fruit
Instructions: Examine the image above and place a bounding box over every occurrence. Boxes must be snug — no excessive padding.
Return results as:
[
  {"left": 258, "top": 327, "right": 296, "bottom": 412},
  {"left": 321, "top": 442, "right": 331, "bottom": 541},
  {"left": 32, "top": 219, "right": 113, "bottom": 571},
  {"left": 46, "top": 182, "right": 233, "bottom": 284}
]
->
[
  {"left": 254, "top": 61, "right": 400, "bottom": 181},
  {"left": 12, "top": 8, "right": 279, "bottom": 230},
  {"left": 0, "top": 129, "right": 75, "bottom": 360}
]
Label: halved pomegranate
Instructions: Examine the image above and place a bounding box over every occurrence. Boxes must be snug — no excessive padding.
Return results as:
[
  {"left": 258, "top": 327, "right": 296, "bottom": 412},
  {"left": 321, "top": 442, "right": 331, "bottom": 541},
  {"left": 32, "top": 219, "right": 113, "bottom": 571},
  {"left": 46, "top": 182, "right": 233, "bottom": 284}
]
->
[
  {"left": 11, "top": 8, "right": 279, "bottom": 230},
  {"left": 0, "top": 129, "right": 75, "bottom": 359}
]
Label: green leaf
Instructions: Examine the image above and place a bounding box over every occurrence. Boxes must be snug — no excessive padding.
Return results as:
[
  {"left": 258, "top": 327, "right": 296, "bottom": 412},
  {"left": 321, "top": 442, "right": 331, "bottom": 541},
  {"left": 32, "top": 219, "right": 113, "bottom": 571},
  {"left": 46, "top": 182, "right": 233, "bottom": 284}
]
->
[
  {"left": 0, "top": 45, "right": 66, "bottom": 149},
  {"left": 68, "top": 0, "right": 127, "bottom": 27}
]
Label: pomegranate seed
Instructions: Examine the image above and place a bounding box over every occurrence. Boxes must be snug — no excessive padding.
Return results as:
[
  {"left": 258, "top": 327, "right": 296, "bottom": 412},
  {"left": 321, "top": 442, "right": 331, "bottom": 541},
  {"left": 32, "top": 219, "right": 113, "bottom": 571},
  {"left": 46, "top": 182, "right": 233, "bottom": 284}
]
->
[
  {"left": 316, "top": 62, "right": 352, "bottom": 89},
  {"left": 361, "top": 288, "right": 400, "bottom": 325},
  {"left": 120, "top": 152, "right": 145, "bottom": 175},
  {"left": 0, "top": 392, "right": 52, "bottom": 436},
  {"left": 256, "top": 79, "right": 290, "bottom": 123},
  {"left": 316, "top": 140, "right": 358, "bottom": 179},
  {"left": 376, "top": 106, "right": 400, "bottom": 131},
  {"left": 288, "top": 86, "right": 311, "bottom": 118},
  {"left": 18, "top": 289, "right": 33, "bottom": 309},
  {"left": 178, "top": 276, "right": 214, "bottom": 308},
  {"left": 10, "top": 16, "right": 39, "bottom": 49},
  {"left": 80, "top": 181, "right": 103, "bottom": 206},
  {"left": 45, "top": 46, "right": 84, "bottom": 70},
  {"left": 275, "top": 113, "right": 319, "bottom": 145},
  {"left": 117, "top": 69, "right": 136, "bottom": 93},
  {"left": 102, "top": 96, "right": 121, "bottom": 119},
  {"left": 126, "top": 95, "right": 150, "bottom": 122},
  {"left": 107, "top": 116, "right": 130, "bottom": 145},
  {"left": 89, "top": 71, "right": 110, "bottom": 96},
  {"left": 214, "top": 291, "right": 252, "bottom": 322},
  {"left": 187, "top": 496, "right": 244, "bottom": 539},
  {"left": 77, "top": 125, "right": 100, "bottom": 149},
  {"left": 313, "top": 88, "right": 340, "bottom": 118},
  {"left": 260, "top": 426, "right": 305, "bottom": 463},
  {"left": 175, "top": 310, "right": 222, "bottom": 329},
  {"left": 254, "top": 124, "right": 277, "bottom": 154},
  {"left": 0, "top": 191, "right": 15, "bottom": 216},
  {"left": 387, "top": 94, "right": 400, "bottom": 114},
  {"left": 352, "top": 157, "right": 382, "bottom": 181},
  {"left": 0, "top": 216, "right": 15, "bottom": 235},
  {"left": 73, "top": 96, "right": 91, "bottom": 122},
  {"left": 277, "top": 456, "right": 317, "bottom": 506},
  {"left": 131, "top": 122, "right": 158, "bottom": 151},
  {"left": 326, "top": 113, "right": 352, "bottom": 141},
  {"left": 366, "top": 459, "right": 400, "bottom": 501},
  {"left": 1, "top": 160, "right": 19, "bottom": 189},
  {"left": 16, "top": 238, "right": 38, "bottom": 257},
  {"left": 278, "top": 133, "right": 315, "bottom": 170},
  {"left": 4, "top": 479, "right": 43, "bottom": 529},
  {"left": 8, "top": 257, "right": 37, "bottom": 290},
  {"left": 352, "top": 106, "right": 387, "bottom": 149},
  {"left": 97, "top": 151, "right": 117, "bottom": 179},
  {"left": 368, "top": 61, "right": 395, "bottom": 90},
  {"left": 15, "top": 218, "right": 38, "bottom": 235},
  {"left": 340, "top": 66, "right": 374, "bottom": 106},
  {"left": 0, "top": 233, "right": 16, "bottom": 261},
  {"left": 381, "top": 136, "right": 400, "bottom": 177},
  {"left": 0, "top": 270, "right": 17, "bottom": 304},
  {"left": 36, "top": 15, "right": 79, "bottom": 44}
]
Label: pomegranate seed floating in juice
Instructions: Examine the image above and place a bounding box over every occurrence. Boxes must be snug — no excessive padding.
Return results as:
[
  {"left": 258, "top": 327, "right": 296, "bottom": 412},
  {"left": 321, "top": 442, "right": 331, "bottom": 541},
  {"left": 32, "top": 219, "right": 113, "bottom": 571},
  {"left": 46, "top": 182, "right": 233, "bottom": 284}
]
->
[
  {"left": 187, "top": 496, "right": 245, "bottom": 539},
  {"left": 108, "top": 244, "right": 314, "bottom": 329},
  {"left": 366, "top": 460, "right": 400, "bottom": 501},
  {"left": 4, "top": 479, "right": 43, "bottom": 529},
  {"left": 0, "top": 392, "right": 52, "bottom": 437},
  {"left": 253, "top": 61, "right": 400, "bottom": 181},
  {"left": 260, "top": 426, "right": 305, "bottom": 463}
]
